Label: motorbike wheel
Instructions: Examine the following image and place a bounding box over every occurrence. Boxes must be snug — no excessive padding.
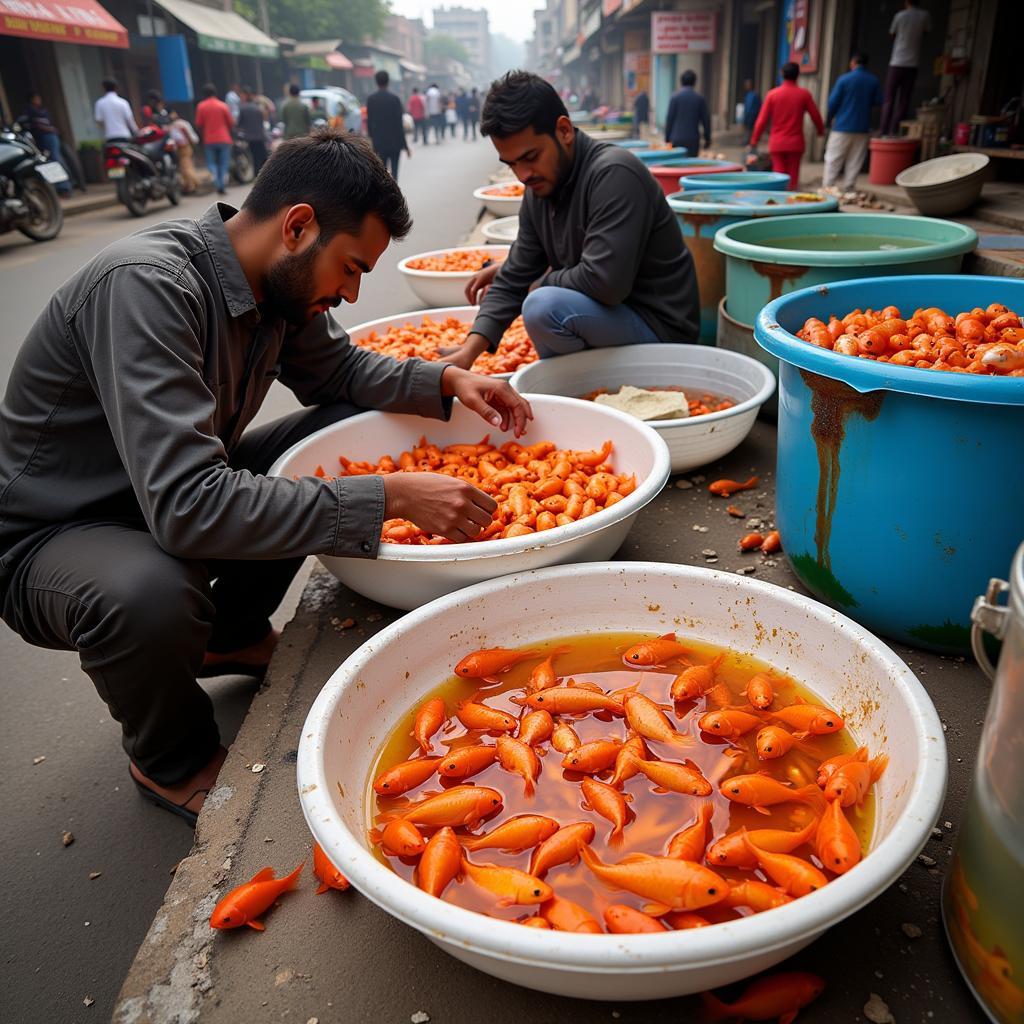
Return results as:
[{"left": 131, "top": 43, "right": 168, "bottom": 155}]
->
[
  {"left": 167, "top": 172, "right": 181, "bottom": 207},
  {"left": 231, "top": 149, "right": 254, "bottom": 184},
  {"left": 118, "top": 170, "right": 148, "bottom": 217},
  {"left": 16, "top": 175, "right": 63, "bottom": 241}
]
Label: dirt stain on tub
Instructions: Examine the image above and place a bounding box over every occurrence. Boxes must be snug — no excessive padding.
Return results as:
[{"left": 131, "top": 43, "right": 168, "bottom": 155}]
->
[{"left": 751, "top": 260, "right": 810, "bottom": 301}]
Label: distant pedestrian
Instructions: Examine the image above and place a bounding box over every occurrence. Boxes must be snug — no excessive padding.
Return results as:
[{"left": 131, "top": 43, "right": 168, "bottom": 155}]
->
[
  {"left": 426, "top": 83, "right": 444, "bottom": 142},
  {"left": 823, "top": 53, "right": 883, "bottom": 192},
  {"left": 631, "top": 89, "right": 649, "bottom": 138},
  {"left": 408, "top": 87, "right": 427, "bottom": 144},
  {"left": 21, "top": 92, "right": 72, "bottom": 195},
  {"left": 225, "top": 84, "right": 242, "bottom": 121},
  {"left": 467, "top": 88, "right": 480, "bottom": 139},
  {"left": 194, "top": 82, "right": 234, "bottom": 195},
  {"left": 581, "top": 88, "right": 598, "bottom": 111},
  {"left": 366, "top": 70, "right": 410, "bottom": 179},
  {"left": 238, "top": 86, "right": 269, "bottom": 174},
  {"left": 94, "top": 79, "right": 137, "bottom": 141},
  {"left": 880, "top": 0, "right": 931, "bottom": 135},
  {"left": 281, "top": 84, "right": 312, "bottom": 140},
  {"left": 741, "top": 78, "right": 761, "bottom": 144},
  {"left": 142, "top": 90, "right": 170, "bottom": 128},
  {"left": 445, "top": 95, "right": 458, "bottom": 138},
  {"left": 750, "top": 62, "right": 824, "bottom": 191},
  {"left": 456, "top": 88, "right": 471, "bottom": 139},
  {"left": 167, "top": 111, "right": 200, "bottom": 193},
  {"left": 664, "top": 70, "right": 711, "bottom": 157}
]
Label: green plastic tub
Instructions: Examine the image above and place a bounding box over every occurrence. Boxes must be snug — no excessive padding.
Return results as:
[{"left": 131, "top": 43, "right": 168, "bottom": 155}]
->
[{"left": 713, "top": 213, "right": 978, "bottom": 326}]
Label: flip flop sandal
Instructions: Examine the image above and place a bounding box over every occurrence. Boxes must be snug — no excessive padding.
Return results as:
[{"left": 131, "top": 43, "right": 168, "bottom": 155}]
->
[
  {"left": 196, "top": 659, "right": 269, "bottom": 680},
  {"left": 131, "top": 772, "right": 207, "bottom": 827}
]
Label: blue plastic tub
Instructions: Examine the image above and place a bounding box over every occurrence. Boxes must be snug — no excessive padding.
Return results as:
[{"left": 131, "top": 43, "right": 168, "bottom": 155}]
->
[
  {"left": 633, "top": 148, "right": 690, "bottom": 165},
  {"left": 755, "top": 274, "right": 1024, "bottom": 652},
  {"left": 677, "top": 171, "right": 792, "bottom": 191},
  {"left": 611, "top": 139, "right": 649, "bottom": 149}
]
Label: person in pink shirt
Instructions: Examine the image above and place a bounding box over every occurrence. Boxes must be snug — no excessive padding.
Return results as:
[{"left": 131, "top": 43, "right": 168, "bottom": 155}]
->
[
  {"left": 194, "top": 83, "right": 235, "bottom": 195},
  {"left": 749, "top": 62, "right": 825, "bottom": 190}
]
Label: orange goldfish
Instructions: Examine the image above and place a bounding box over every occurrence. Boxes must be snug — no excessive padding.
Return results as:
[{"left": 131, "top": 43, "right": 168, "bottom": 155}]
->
[
  {"left": 604, "top": 904, "right": 667, "bottom": 933},
  {"left": 496, "top": 735, "right": 541, "bottom": 796},
  {"left": 580, "top": 846, "right": 728, "bottom": 913},
  {"left": 517, "top": 709, "right": 554, "bottom": 747},
  {"left": 438, "top": 744, "right": 497, "bottom": 779},
  {"left": 518, "top": 687, "right": 625, "bottom": 716},
  {"left": 416, "top": 826, "right": 462, "bottom": 898},
  {"left": 771, "top": 696, "right": 844, "bottom": 738},
  {"left": 670, "top": 655, "right": 724, "bottom": 702},
  {"left": 623, "top": 692, "right": 690, "bottom": 748},
  {"left": 519, "top": 916, "right": 550, "bottom": 928},
  {"left": 581, "top": 776, "right": 633, "bottom": 840},
  {"left": 725, "top": 880, "right": 795, "bottom": 913},
  {"left": 373, "top": 756, "right": 440, "bottom": 795},
  {"left": 462, "top": 814, "right": 560, "bottom": 853},
  {"left": 815, "top": 796, "right": 861, "bottom": 874},
  {"left": 413, "top": 697, "right": 446, "bottom": 754},
  {"left": 455, "top": 647, "right": 542, "bottom": 678},
  {"left": 701, "top": 971, "right": 825, "bottom": 1022},
  {"left": 699, "top": 708, "right": 763, "bottom": 740},
  {"left": 561, "top": 739, "right": 622, "bottom": 774},
  {"left": 708, "top": 476, "right": 759, "bottom": 498},
  {"left": 755, "top": 725, "right": 806, "bottom": 760},
  {"left": 529, "top": 821, "right": 596, "bottom": 877},
  {"left": 743, "top": 673, "right": 775, "bottom": 710},
  {"left": 741, "top": 831, "right": 828, "bottom": 897},
  {"left": 210, "top": 863, "right": 303, "bottom": 931},
  {"left": 540, "top": 894, "right": 602, "bottom": 933},
  {"left": 455, "top": 700, "right": 517, "bottom": 733},
  {"left": 623, "top": 632, "right": 691, "bottom": 666},
  {"left": 609, "top": 735, "right": 647, "bottom": 787},
  {"left": 631, "top": 756, "right": 712, "bottom": 796},
  {"left": 824, "top": 754, "right": 888, "bottom": 807},
  {"left": 388, "top": 785, "right": 503, "bottom": 828},
  {"left": 664, "top": 911, "right": 711, "bottom": 929},
  {"left": 720, "top": 773, "right": 826, "bottom": 816},
  {"left": 816, "top": 746, "right": 867, "bottom": 788},
  {"left": 707, "top": 819, "right": 818, "bottom": 869},
  {"left": 312, "top": 842, "right": 349, "bottom": 895},
  {"left": 667, "top": 802, "right": 715, "bottom": 861},
  {"left": 527, "top": 646, "right": 571, "bottom": 692},
  {"left": 371, "top": 818, "right": 426, "bottom": 858},
  {"left": 551, "top": 720, "right": 581, "bottom": 753},
  {"left": 461, "top": 856, "right": 552, "bottom": 907}
]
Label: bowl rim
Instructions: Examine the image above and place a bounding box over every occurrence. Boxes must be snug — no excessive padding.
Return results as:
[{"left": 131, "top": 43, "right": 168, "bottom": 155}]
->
[
  {"left": 648, "top": 159, "right": 743, "bottom": 175},
  {"left": 472, "top": 184, "right": 524, "bottom": 202},
  {"left": 268, "top": 394, "right": 672, "bottom": 563},
  {"left": 508, "top": 344, "right": 777, "bottom": 429},
  {"left": 482, "top": 215, "right": 519, "bottom": 241},
  {"left": 895, "top": 152, "right": 989, "bottom": 188},
  {"left": 296, "top": 560, "right": 948, "bottom": 971},
  {"left": 667, "top": 190, "right": 838, "bottom": 216},
  {"left": 679, "top": 171, "right": 792, "bottom": 189},
  {"left": 398, "top": 245, "right": 511, "bottom": 281},
  {"left": 346, "top": 304, "right": 479, "bottom": 340},
  {"left": 755, "top": 273, "right": 1024, "bottom": 405}
]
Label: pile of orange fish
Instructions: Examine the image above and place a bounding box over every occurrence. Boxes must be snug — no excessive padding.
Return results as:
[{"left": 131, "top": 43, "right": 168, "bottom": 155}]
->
[
  {"left": 483, "top": 182, "right": 525, "bottom": 197},
  {"left": 368, "top": 635, "right": 887, "bottom": 933},
  {"left": 405, "top": 249, "right": 507, "bottom": 273},
  {"left": 352, "top": 315, "right": 537, "bottom": 376},
  {"left": 314, "top": 436, "right": 634, "bottom": 544},
  {"left": 796, "top": 302, "right": 1024, "bottom": 375}
]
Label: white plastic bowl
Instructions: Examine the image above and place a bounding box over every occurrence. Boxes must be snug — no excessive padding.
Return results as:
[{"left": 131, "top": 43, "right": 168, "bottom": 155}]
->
[
  {"left": 474, "top": 183, "right": 524, "bottom": 217},
  {"left": 270, "top": 395, "right": 670, "bottom": 609},
  {"left": 398, "top": 245, "right": 510, "bottom": 308},
  {"left": 510, "top": 345, "right": 776, "bottom": 473},
  {"left": 896, "top": 153, "right": 989, "bottom": 216},
  {"left": 297, "top": 561, "right": 947, "bottom": 1000},
  {"left": 482, "top": 215, "right": 519, "bottom": 244}
]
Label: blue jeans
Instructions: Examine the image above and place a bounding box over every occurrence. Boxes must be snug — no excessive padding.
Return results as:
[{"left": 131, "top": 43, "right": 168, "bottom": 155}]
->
[
  {"left": 521, "top": 285, "right": 661, "bottom": 358},
  {"left": 205, "top": 142, "right": 230, "bottom": 192}
]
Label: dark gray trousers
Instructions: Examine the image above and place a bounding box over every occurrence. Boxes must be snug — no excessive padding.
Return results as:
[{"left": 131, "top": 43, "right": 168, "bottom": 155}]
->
[{"left": 2, "top": 402, "right": 358, "bottom": 786}]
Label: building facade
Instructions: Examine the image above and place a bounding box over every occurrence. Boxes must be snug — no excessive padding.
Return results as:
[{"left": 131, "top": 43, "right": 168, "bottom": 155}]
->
[{"left": 432, "top": 5, "right": 490, "bottom": 79}]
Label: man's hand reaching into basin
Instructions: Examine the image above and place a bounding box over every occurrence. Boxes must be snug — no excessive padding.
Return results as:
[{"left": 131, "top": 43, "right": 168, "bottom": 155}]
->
[{"left": 441, "top": 366, "right": 533, "bottom": 437}]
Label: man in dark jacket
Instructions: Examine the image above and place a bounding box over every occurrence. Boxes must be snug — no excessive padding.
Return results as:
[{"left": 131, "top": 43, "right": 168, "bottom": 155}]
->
[
  {"left": 237, "top": 86, "right": 269, "bottom": 173},
  {"left": 21, "top": 92, "right": 72, "bottom": 195},
  {"left": 441, "top": 71, "right": 698, "bottom": 363},
  {"left": 632, "top": 89, "right": 649, "bottom": 138},
  {"left": 365, "top": 71, "right": 410, "bottom": 178},
  {"left": 664, "top": 70, "right": 710, "bottom": 156}
]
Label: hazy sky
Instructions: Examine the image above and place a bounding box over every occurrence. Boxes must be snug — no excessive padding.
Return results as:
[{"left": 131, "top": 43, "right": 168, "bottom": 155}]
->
[{"left": 389, "top": 1, "right": 548, "bottom": 43}]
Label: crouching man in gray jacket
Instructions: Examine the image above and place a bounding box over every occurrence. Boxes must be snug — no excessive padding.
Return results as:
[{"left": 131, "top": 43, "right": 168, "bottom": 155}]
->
[{"left": 0, "top": 129, "right": 530, "bottom": 826}]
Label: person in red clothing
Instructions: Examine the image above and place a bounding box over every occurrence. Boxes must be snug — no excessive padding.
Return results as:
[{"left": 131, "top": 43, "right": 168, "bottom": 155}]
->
[
  {"left": 407, "top": 87, "right": 428, "bottom": 145},
  {"left": 194, "top": 82, "right": 235, "bottom": 195},
  {"left": 749, "top": 62, "right": 824, "bottom": 191}
]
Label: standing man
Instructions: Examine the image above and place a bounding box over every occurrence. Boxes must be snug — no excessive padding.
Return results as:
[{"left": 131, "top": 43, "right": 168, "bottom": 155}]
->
[
  {"left": 225, "top": 83, "right": 242, "bottom": 122},
  {"left": 631, "top": 89, "right": 649, "bottom": 139},
  {"left": 823, "top": 53, "right": 883, "bottom": 193},
  {"left": 741, "top": 78, "right": 761, "bottom": 144},
  {"left": 238, "top": 86, "right": 269, "bottom": 174},
  {"left": 94, "top": 79, "right": 137, "bottom": 141},
  {"left": 881, "top": 0, "right": 931, "bottom": 135},
  {"left": 425, "top": 82, "right": 444, "bottom": 142},
  {"left": 194, "top": 83, "right": 234, "bottom": 196},
  {"left": 281, "top": 84, "right": 312, "bottom": 140},
  {"left": 456, "top": 88, "right": 470, "bottom": 139},
  {"left": 20, "top": 92, "right": 72, "bottom": 196},
  {"left": 467, "top": 88, "right": 481, "bottom": 140},
  {"left": 441, "top": 71, "right": 699, "bottom": 364},
  {"left": 408, "top": 87, "right": 427, "bottom": 144},
  {"left": 664, "top": 71, "right": 711, "bottom": 157},
  {"left": 750, "top": 63, "right": 824, "bottom": 191},
  {"left": 366, "top": 71, "right": 411, "bottom": 179}
]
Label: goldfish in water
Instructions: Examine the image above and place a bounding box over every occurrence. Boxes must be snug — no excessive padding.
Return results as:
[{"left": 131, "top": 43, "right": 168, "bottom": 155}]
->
[
  {"left": 539, "top": 894, "right": 602, "bottom": 933},
  {"left": 824, "top": 754, "right": 888, "bottom": 807},
  {"left": 373, "top": 756, "right": 440, "bottom": 796},
  {"left": 708, "top": 476, "right": 759, "bottom": 498},
  {"left": 743, "top": 673, "right": 775, "bottom": 710},
  {"left": 416, "top": 826, "right": 462, "bottom": 898},
  {"left": 312, "top": 842, "right": 349, "bottom": 895},
  {"left": 460, "top": 856, "right": 552, "bottom": 907},
  {"left": 518, "top": 687, "right": 625, "bottom": 716},
  {"left": 666, "top": 802, "right": 715, "bottom": 861},
  {"left": 551, "top": 720, "right": 581, "bottom": 753},
  {"left": 720, "top": 773, "right": 826, "bottom": 816},
  {"left": 519, "top": 916, "right": 550, "bottom": 928},
  {"left": 741, "top": 831, "right": 828, "bottom": 897},
  {"left": 699, "top": 708, "right": 764, "bottom": 740},
  {"left": 517, "top": 709, "right": 554, "bottom": 747},
  {"left": 455, "top": 647, "right": 542, "bottom": 678},
  {"left": 724, "top": 880, "right": 795, "bottom": 913},
  {"left": 623, "top": 691, "right": 690, "bottom": 748},
  {"left": 370, "top": 818, "right": 427, "bottom": 858},
  {"left": 581, "top": 776, "right": 633, "bottom": 841},
  {"left": 816, "top": 746, "right": 867, "bottom": 788},
  {"left": 496, "top": 735, "right": 541, "bottom": 796},
  {"left": 210, "top": 863, "right": 303, "bottom": 931},
  {"left": 664, "top": 911, "right": 711, "bottom": 929},
  {"left": 387, "top": 785, "right": 503, "bottom": 828},
  {"left": 701, "top": 971, "right": 825, "bottom": 1023},
  {"left": 526, "top": 646, "right": 571, "bottom": 692},
  {"left": 462, "top": 814, "right": 560, "bottom": 853},
  {"left": 815, "top": 796, "right": 861, "bottom": 874},
  {"left": 631, "top": 756, "right": 712, "bottom": 796},
  {"left": 454, "top": 700, "right": 517, "bottom": 733},
  {"left": 529, "top": 821, "right": 596, "bottom": 877},
  {"left": 413, "top": 697, "right": 446, "bottom": 754},
  {"left": 604, "top": 904, "right": 667, "bottom": 933},
  {"left": 561, "top": 739, "right": 622, "bottom": 774},
  {"left": 437, "top": 744, "right": 497, "bottom": 779},
  {"left": 609, "top": 734, "right": 648, "bottom": 787},
  {"left": 770, "top": 696, "right": 844, "bottom": 738},
  {"left": 580, "top": 845, "right": 728, "bottom": 913},
  {"left": 623, "top": 632, "right": 691, "bottom": 666},
  {"left": 755, "top": 725, "right": 806, "bottom": 761},
  {"left": 670, "top": 655, "right": 724, "bottom": 702},
  {"left": 707, "top": 819, "right": 818, "bottom": 869}
]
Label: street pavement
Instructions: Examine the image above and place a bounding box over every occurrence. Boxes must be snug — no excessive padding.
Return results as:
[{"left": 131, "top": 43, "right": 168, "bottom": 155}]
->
[{"left": 0, "top": 131, "right": 500, "bottom": 1023}]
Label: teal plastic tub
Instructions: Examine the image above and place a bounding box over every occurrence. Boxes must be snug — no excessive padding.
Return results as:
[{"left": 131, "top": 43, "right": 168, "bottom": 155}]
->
[
  {"left": 715, "top": 213, "right": 978, "bottom": 326},
  {"left": 667, "top": 190, "right": 839, "bottom": 343},
  {"left": 633, "top": 148, "right": 689, "bottom": 165},
  {"left": 677, "top": 171, "right": 792, "bottom": 191}
]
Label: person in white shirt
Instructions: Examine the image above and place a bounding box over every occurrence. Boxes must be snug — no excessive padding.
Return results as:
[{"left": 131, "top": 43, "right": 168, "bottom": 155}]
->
[
  {"left": 94, "top": 79, "right": 138, "bottom": 141},
  {"left": 880, "top": 0, "right": 931, "bottom": 135},
  {"left": 225, "top": 84, "right": 242, "bottom": 121},
  {"left": 425, "top": 83, "right": 444, "bottom": 143}
]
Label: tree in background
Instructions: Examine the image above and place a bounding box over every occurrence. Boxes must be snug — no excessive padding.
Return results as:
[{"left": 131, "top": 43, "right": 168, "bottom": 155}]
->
[
  {"left": 423, "top": 33, "right": 470, "bottom": 68},
  {"left": 233, "top": 0, "right": 388, "bottom": 44}
]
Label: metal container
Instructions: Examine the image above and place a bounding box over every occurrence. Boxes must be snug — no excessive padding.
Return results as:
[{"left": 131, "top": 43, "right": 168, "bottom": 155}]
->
[
  {"left": 716, "top": 213, "right": 978, "bottom": 326},
  {"left": 677, "top": 171, "right": 792, "bottom": 192},
  {"left": 944, "top": 543, "right": 1024, "bottom": 1023},
  {"left": 755, "top": 274, "right": 1024, "bottom": 652}
]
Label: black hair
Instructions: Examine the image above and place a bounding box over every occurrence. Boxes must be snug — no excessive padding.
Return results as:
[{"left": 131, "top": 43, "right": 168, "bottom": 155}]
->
[
  {"left": 102, "top": 79, "right": 118, "bottom": 92},
  {"left": 782, "top": 62, "right": 800, "bottom": 81},
  {"left": 289, "top": 83, "right": 300, "bottom": 96},
  {"left": 851, "top": 52, "right": 869, "bottom": 65},
  {"left": 375, "top": 70, "right": 389, "bottom": 88},
  {"left": 242, "top": 84, "right": 254, "bottom": 94},
  {"left": 680, "top": 70, "right": 697, "bottom": 87},
  {"left": 242, "top": 129, "right": 411, "bottom": 243},
  {"left": 147, "top": 90, "right": 162, "bottom": 104},
  {"left": 202, "top": 82, "right": 217, "bottom": 98},
  {"left": 481, "top": 70, "right": 568, "bottom": 139}
]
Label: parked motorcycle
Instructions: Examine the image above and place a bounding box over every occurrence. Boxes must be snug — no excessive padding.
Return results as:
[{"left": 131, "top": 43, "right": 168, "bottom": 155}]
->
[
  {"left": 229, "top": 136, "right": 254, "bottom": 185},
  {"left": 0, "top": 122, "right": 65, "bottom": 242},
  {"left": 104, "top": 125, "right": 180, "bottom": 217}
]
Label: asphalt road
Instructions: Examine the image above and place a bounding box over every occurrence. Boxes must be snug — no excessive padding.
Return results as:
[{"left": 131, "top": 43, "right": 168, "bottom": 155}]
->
[{"left": 0, "top": 131, "right": 500, "bottom": 1023}]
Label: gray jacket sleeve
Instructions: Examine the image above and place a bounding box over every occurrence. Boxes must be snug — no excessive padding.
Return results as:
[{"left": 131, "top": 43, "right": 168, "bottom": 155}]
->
[{"left": 73, "top": 266, "right": 435, "bottom": 562}]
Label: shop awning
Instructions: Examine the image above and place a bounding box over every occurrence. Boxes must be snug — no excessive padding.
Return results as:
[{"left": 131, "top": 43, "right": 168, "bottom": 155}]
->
[
  {"left": 325, "top": 51, "right": 352, "bottom": 70},
  {"left": 154, "top": 0, "right": 278, "bottom": 59},
  {"left": 290, "top": 39, "right": 352, "bottom": 70},
  {"left": 400, "top": 59, "right": 427, "bottom": 75},
  {"left": 0, "top": 0, "right": 128, "bottom": 48}
]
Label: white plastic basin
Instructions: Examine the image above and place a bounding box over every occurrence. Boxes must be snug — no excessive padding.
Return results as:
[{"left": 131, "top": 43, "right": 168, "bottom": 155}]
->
[
  {"left": 473, "top": 183, "right": 524, "bottom": 217},
  {"left": 896, "top": 153, "right": 989, "bottom": 216},
  {"left": 482, "top": 216, "right": 519, "bottom": 244},
  {"left": 296, "top": 561, "right": 947, "bottom": 1000},
  {"left": 398, "top": 245, "right": 510, "bottom": 308},
  {"left": 270, "top": 395, "right": 671, "bottom": 609},
  {"left": 510, "top": 345, "right": 776, "bottom": 474}
]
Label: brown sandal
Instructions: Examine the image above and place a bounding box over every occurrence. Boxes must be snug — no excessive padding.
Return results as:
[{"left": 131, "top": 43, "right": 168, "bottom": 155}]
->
[{"left": 130, "top": 772, "right": 207, "bottom": 827}]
